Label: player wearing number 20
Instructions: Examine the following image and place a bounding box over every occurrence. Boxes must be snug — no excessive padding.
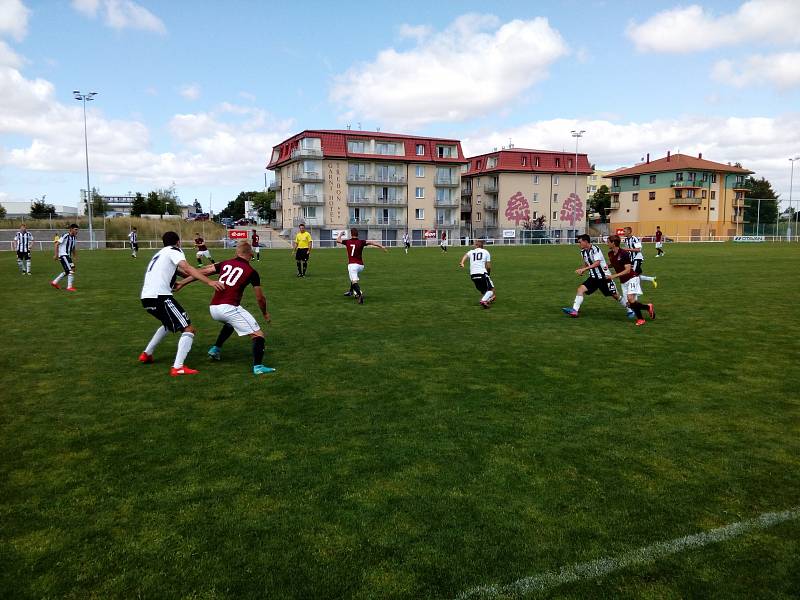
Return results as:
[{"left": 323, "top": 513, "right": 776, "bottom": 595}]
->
[
  {"left": 175, "top": 241, "right": 275, "bottom": 375},
  {"left": 460, "top": 239, "right": 496, "bottom": 309}
]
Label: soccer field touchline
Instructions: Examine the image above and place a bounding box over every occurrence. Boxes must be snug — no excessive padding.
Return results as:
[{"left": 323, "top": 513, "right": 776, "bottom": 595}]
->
[{"left": 456, "top": 506, "right": 800, "bottom": 599}]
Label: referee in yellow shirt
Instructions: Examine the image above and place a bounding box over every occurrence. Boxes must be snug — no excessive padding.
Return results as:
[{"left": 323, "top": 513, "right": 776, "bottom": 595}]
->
[{"left": 292, "top": 223, "right": 313, "bottom": 277}]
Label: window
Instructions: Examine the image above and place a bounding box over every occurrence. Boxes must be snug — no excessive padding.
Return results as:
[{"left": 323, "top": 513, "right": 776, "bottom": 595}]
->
[
  {"left": 632, "top": 193, "right": 639, "bottom": 202},
  {"left": 688, "top": 172, "right": 696, "bottom": 181},
  {"left": 675, "top": 190, "right": 683, "bottom": 199},
  {"left": 347, "top": 140, "right": 366, "bottom": 153},
  {"left": 553, "top": 176, "right": 559, "bottom": 185},
  {"left": 711, "top": 191, "right": 716, "bottom": 200},
  {"left": 533, "top": 192, "right": 539, "bottom": 203},
  {"left": 437, "top": 145, "right": 453, "bottom": 158},
  {"left": 415, "top": 187, "right": 424, "bottom": 199},
  {"left": 686, "top": 189, "right": 696, "bottom": 198},
  {"left": 476, "top": 160, "right": 482, "bottom": 169},
  {"left": 675, "top": 172, "right": 684, "bottom": 181},
  {"left": 436, "top": 188, "right": 451, "bottom": 202},
  {"left": 535, "top": 157, "right": 540, "bottom": 167},
  {"left": 555, "top": 158, "right": 561, "bottom": 168},
  {"left": 348, "top": 163, "right": 368, "bottom": 181},
  {"left": 476, "top": 212, "right": 481, "bottom": 222},
  {"left": 711, "top": 173, "right": 717, "bottom": 183},
  {"left": 487, "top": 157, "right": 497, "bottom": 168},
  {"left": 521, "top": 156, "right": 527, "bottom": 166},
  {"left": 302, "top": 206, "right": 316, "bottom": 218},
  {"left": 568, "top": 158, "right": 573, "bottom": 169},
  {"left": 702, "top": 190, "right": 707, "bottom": 199},
  {"left": 591, "top": 175, "right": 597, "bottom": 181},
  {"left": 735, "top": 176, "right": 745, "bottom": 185},
  {"left": 553, "top": 193, "right": 558, "bottom": 203},
  {"left": 553, "top": 211, "right": 557, "bottom": 220},
  {"left": 416, "top": 144, "right": 424, "bottom": 156},
  {"left": 702, "top": 172, "right": 709, "bottom": 182},
  {"left": 633, "top": 176, "right": 640, "bottom": 186},
  {"left": 415, "top": 165, "right": 425, "bottom": 177},
  {"left": 415, "top": 208, "right": 424, "bottom": 220},
  {"left": 533, "top": 175, "right": 540, "bottom": 185},
  {"left": 649, "top": 191, "right": 656, "bottom": 200},
  {"left": 376, "top": 142, "right": 396, "bottom": 155},
  {"left": 649, "top": 175, "right": 656, "bottom": 184}
]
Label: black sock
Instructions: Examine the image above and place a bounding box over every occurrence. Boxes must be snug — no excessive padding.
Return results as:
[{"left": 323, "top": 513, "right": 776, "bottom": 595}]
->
[
  {"left": 215, "top": 324, "right": 235, "bottom": 347},
  {"left": 630, "top": 301, "right": 645, "bottom": 319},
  {"left": 296, "top": 261, "right": 302, "bottom": 275},
  {"left": 352, "top": 282, "right": 362, "bottom": 297},
  {"left": 302, "top": 261, "right": 308, "bottom": 275},
  {"left": 252, "top": 336, "right": 265, "bottom": 366}
]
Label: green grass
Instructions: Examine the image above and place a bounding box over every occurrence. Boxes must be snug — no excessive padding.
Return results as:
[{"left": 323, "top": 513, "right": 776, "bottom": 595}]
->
[{"left": 1, "top": 243, "right": 799, "bottom": 599}]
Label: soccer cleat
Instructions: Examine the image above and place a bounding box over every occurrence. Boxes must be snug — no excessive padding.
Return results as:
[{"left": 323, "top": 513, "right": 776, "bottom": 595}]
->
[
  {"left": 50, "top": 281, "right": 60, "bottom": 289},
  {"left": 648, "top": 304, "right": 656, "bottom": 320},
  {"left": 66, "top": 287, "right": 77, "bottom": 292},
  {"left": 138, "top": 352, "right": 154, "bottom": 364},
  {"left": 635, "top": 319, "right": 646, "bottom": 326},
  {"left": 170, "top": 365, "right": 199, "bottom": 376},
  {"left": 343, "top": 291, "right": 353, "bottom": 296},
  {"left": 652, "top": 277, "right": 658, "bottom": 288},
  {"left": 207, "top": 346, "right": 221, "bottom": 361},
  {"left": 561, "top": 307, "right": 578, "bottom": 318},
  {"left": 626, "top": 310, "right": 636, "bottom": 319},
  {"left": 297, "top": 273, "right": 303, "bottom": 277},
  {"left": 357, "top": 295, "right": 364, "bottom": 304},
  {"left": 253, "top": 364, "right": 276, "bottom": 375},
  {"left": 480, "top": 301, "right": 491, "bottom": 309}
]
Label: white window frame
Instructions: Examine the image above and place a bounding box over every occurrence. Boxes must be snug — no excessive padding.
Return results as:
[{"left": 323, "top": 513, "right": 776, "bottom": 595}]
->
[
  {"left": 415, "top": 208, "right": 424, "bottom": 220},
  {"left": 416, "top": 144, "right": 424, "bottom": 156},
  {"left": 415, "top": 187, "right": 424, "bottom": 199},
  {"left": 553, "top": 175, "right": 559, "bottom": 186},
  {"left": 416, "top": 166, "right": 425, "bottom": 178},
  {"left": 533, "top": 192, "right": 539, "bottom": 203},
  {"left": 533, "top": 175, "right": 540, "bottom": 185},
  {"left": 553, "top": 193, "right": 558, "bottom": 203}
]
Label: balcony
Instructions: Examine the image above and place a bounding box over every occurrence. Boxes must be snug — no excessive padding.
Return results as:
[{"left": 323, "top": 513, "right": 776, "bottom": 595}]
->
[
  {"left": 732, "top": 197, "right": 746, "bottom": 208},
  {"left": 291, "top": 147, "right": 323, "bottom": 159},
  {"left": 346, "top": 173, "right": 374, "bottom": 184},
  {"left": 434, "top": 198, "right": 459, "bottom": 208},
  {"left": 293, "top": 216, "right": 322, "bottom": 226},
  {"left": 347, "top": 196, "right": 374, "bottom": 206},
  {"left": 349, "top": 218, "right": 370, "bottom": 225},
  {"left": 374, "top": 174, "right": 406, "bottom": 185},
  {"left": 291, "top": 171, "right": 323, "bottom": 183},
  {"left": 461, "top": 201, "right": 472, "bottom": 212},
  {"left": 292, "top": 194, "right": 324, "bottom": 206},
  {"left": 435, "top": 177, "right": 459, "bottom": 187},
  {"left": 435, "top": 219, "right": 458, "bottom": 228},
  {"left": 376, "top": 218, "right": 403, "bottom": 226},
  {"left": 733, "top": 183, "right": 748, "bottom": 191},
  {"left": 461, "top": 186, "right": 472, "bottom": 197},
  {"left": 609, "top": 198, "right": 620, "bottom": 210},
  {"left": 483, "top": 199, "right": 498, "bottom": 211},
  {"left": 268, "top": 181, "right": 281, "bottom": 191},
  {"left": 731, "top": 215, "right": 746, "bottom": 224},
  {"left": 272, "top": 198, "right": 282, "bottom": 209},
  {"left": 611, "top": 185, "right": 621, "bottom": 193},
  {"left": 483, "top": 182, "right": 499, "bottom": 194},
  {"left": 375, "top": 196, "right": 405, "bottom": 206},
  {"left": 669, "top": 197, "right": 702, "bottom": 206},
  {"left": 484, "top": 219, "right": 498, "bottom": 228},
  {"left": 671, "top": 180, "right": 702, "bottom": 189}
]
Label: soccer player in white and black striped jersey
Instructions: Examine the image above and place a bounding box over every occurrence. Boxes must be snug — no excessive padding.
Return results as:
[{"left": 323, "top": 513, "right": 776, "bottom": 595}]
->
[
  {"left": 13, "top": 224, "right": 33, "bottom": 275},
  {"left": 562, "top": 234, "right": 634, "bottom": 319},
  {"left": 128, "top": 227, "right": 138, "bottom": 258},
  {"left": 51, "top": 224, "right": 78, "bottom": 291},
  {"left": 139, "top": 231, "right": 225, "bottom": 376},
  {"left": 623, "top": 227, "right": 657, "bottom": 287}
]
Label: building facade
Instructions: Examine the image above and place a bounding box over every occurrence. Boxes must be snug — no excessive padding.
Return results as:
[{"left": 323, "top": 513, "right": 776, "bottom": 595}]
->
[
  {"left": 267, "top": 130, "right": 467, "bottom": 246},
  {"left": 461, "top": 148, "right": 593, "bottom": 242},
  {"left": 606, "top": 153, "right": 752, "bottom": 239}
]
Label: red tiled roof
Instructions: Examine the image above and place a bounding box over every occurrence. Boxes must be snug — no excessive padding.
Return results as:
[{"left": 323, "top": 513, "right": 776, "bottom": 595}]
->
[
  {"left": 463, "top": 148, "right": 593, "bottom": 176},
  {"left": 605, "top": 153, "right": 752, "bottom": 178},
  {"left": 267, "top": 129, "right": 467, "bottom": 169}
]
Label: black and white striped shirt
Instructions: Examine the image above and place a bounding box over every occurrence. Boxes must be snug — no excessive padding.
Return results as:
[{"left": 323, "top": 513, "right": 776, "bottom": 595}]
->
[
  {"left": 14, "top": 231, "right": 33, "bottom": 253},
  {"left": 624, "top": 235, "right": 643, "bottom": 260},
  {"left": 128, "top": 230, "right": 137, "bottom": 244},
  {"left": 581, "top": 244, "right": 610, "bottom": 279},
  {"left": 57, "top": 232, "right": 76, "bottom": 257}
]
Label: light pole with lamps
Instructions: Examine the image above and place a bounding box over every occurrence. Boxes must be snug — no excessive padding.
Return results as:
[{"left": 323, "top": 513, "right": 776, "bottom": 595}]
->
[
  {"left": 74, "top": 90, "right": 97, "bottom": 249},
  {"left": 571, "top": 129, "right": 586, "bottom": 236},
  {"left": 790, "top": 156, "right": 800, "bottom": 241}
]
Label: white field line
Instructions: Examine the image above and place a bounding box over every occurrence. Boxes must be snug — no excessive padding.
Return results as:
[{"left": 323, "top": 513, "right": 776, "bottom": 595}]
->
[{"left": 457, "top": 507, "right": 800, "bottom": 599}]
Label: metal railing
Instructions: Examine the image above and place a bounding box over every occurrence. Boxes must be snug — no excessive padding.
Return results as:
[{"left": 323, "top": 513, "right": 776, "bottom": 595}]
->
[
  {"left": 671, "top": 180, "right": 701, "bottom": 188},
  {"left": 268, "top": 181, "right": 281, "bottom": 191},
  {"left": 435, "top": 219, "right": 458, "bottom": 228},
  {"left": 349, "top": 218, "right": 370, "bottom": 225},
  {"left": 461, "top": 187, "right": 472, "bottom": 196},
  {"left": 376, "top": 218, "right": 402, "bottom": 226},
  {"left": 434, "top": 198, "right": 459, "bottom": 207},
  {"left": 292, "top": 195, "right": 324, "bottom": 206},
  {"left": 460, "top": 201, "right": 472, "bottom": 211},
  {"left": 290, "top": 147, "right": 323, "bottom": 159},
  {"left": 273, "top": 199, "right": 283, "bottom": 209},
  {"left": 293, "top": 217, "right": 322, "bottom": 226},
  {"left": 291, "top": 171, "right": 323, "bottom": 183},
  {"left": 346, "top": 173, "right": 373, "bottom": 184},
  {"left": 669, "top": 197, "right": 702, "bottom": 206},
  {"left": 375, "top": 197, "right": 405, "bottom": 205},
  {"left": 483, "top": 200, "right": 498, "bottom": 210},
  {"left": 435, "top": 177, "right": 459, "bottom": 187},
  {"left": 347, "top": 197, "right": 374, "bottom": 205},
  {"left": 610, "top": 199, "right": 620, "bottom": 209},
  {"left": 483, "top": 182, "right": 499, "bottom": 193},
  {"left": 374, "top": 174, "right": 406, "bottom": 185}
]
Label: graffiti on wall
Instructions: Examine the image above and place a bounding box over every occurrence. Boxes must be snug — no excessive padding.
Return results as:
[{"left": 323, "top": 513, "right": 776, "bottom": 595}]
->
[
  {"left": 504, "top": 191, "right": 530, "bottom": 225},
  {"left": 559, "top": 193, "right": 584, "bottom": 227}
]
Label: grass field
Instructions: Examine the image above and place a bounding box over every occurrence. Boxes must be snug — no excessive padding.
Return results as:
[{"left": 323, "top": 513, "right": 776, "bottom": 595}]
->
[{"left": 1, "top": 242, "right": 799, "bottom": 599}]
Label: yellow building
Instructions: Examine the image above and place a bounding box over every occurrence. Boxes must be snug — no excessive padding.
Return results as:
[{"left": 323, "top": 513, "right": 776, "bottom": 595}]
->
[
  {"left": 606, "top": 152, "right": 752, "bottom": 240},
  {"left": 267, "top": 130, "right": 466, "bottom": 246}
]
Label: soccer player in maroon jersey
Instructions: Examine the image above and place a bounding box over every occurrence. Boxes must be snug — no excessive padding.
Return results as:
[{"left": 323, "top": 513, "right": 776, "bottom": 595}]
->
[
  {"left": 336, "top": 228, "right": 387, "bottom": 304},
  {"left": 194, "top": 233, "right": 215, "bottom": 266},
  {"left": 251, "top": 229, "right": 260, "bottom": 261},
  {"left": 605, "top": 234, "right": 655, "bottom": 326},
  {"left": 174, "top": 241, "right": 275, "bottom": 375},
  {"left": 655, "top": 226, "right": 665, "bottom": 257}
]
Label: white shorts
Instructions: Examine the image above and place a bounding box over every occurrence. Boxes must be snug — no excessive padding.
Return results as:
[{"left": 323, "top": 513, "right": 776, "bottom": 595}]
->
[
  {"left": 209, "top": 304, "right": 260, "bottom": 336},
  {"left": 197, "top": 249, "right": 212, "bottom": 259},
  {"left": 655, "top": 242, "right": 663, "bottom": 249},
  {"left": 253, "top": 246, "right": 260, "bottom": 253},
  {"left": 622, "top": 276, "right": 643, "bottom": 297},
  {"left": 347, "top": 263, "right": 365, "bottom": 282}
]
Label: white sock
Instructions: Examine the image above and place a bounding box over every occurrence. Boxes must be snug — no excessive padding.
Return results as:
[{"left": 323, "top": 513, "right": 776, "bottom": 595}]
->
[
  {"left": 17, "top": 259, "right": 23, "bottom": 272},
  {"left": 67, "top": 274, "right": 74, "bottom": 288},
  {"left": 481, "top": 290, "right": 494, "bottom": 303},
  {"left": 53, "top": 272, "right": 65, "bottom": 284},
  {"left": 572, "top": 295, "right": 584, "bottom": 312},
  {"left": 174, "top": 332, "right": 194, "bottom": 368},
  {"left": 640, "top": 275, "right": 655, "bottom": 282},
  {"left": 618, "top": 296, "right": 629, "bottom": 309},
  {"left": 25, "top": 259, "right": 31, "bottom": 273},
  {"left": 144, "top": 326, "right": 168, "bottom": 355}
]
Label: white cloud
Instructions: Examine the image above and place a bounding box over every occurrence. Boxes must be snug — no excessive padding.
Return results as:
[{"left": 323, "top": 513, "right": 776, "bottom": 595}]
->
[
  {"left": 330, "top": 13, "right": 568, "bottom": 128},
  {"left": 398, "top": 23, "right": 432, "bottom": 41},
  {"left": 71, "top": 0, "right": 166, "bottom": 34},
  {"left": 238, "top": 91, "right": 256, "bottom": 102},
  {"left": 0, "top": 39, "right": 23, "bottom": 67},
  {"left": 713, "top": 53, "right": 800, "bottom": 90},
  {"left": 461, "top": 115, "right": 800, "bottom": 200},
  {"left": 627, "top": 0, "right": 800, "bottom": 53},
  {"left": 179, "top": 83, "right": 200, "bottom": 100},
  {"left": 0, "top": 0, "right": 31, "bottom": 41}
]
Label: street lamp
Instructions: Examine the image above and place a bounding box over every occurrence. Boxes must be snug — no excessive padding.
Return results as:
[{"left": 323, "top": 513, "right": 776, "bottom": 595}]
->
[
  {"left": 790, "top": 156, "right": 800, "bottom": 241},
  {"left": 74, "top": 90, "right": 98, "bottom": 249},
  {"left": 571, "top": 129, "right": 586, "bottom": 235}
]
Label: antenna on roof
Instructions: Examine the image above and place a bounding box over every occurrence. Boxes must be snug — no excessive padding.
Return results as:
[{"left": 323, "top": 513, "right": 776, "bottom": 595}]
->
[
  {"left": 509, "top": 138, "right": 513, "bottom": 148},
  {"left": 376, "top": 126, "right": 380, "bottom": 132},
  {"left": 357, "top": 122, "right": 361, "bottom": 130},
  {"left": 346, "top": 124, "right": 351, "bottom": 130}
]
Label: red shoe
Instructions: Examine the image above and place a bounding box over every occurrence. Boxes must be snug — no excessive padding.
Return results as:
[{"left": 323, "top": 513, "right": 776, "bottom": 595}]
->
[
  {"left": 66, "top": 287, "right": 77, "bottom": 292},
  {"left": 50, "top": 281, "right": 60, "bottom": 289},
  {"left": 635, "top": 319, "right": 646, "bottom": 326},
  {"left": 648, "top": 304, "right": 656, "bottom": 320},
  {"left": 170, "top": 365, "right": 199, "bottom": 376},
  {"left": 138, "top": 352, "right": 153, "bottom": 364}
]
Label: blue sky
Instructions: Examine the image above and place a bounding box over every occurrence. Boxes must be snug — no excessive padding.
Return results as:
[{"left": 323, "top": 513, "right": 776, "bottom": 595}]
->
[{"left": 1, "top": 0, "right": 799, "bottom": 212}]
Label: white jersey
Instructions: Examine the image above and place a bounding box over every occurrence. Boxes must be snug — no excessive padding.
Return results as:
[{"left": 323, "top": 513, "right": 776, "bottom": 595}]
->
[
  {"left": 466, "top": 248, "right": 491, "bottom": 275},
  {"left": 624, "top": 235, "right": 643, "bottom": 260},
  {"left": 14, "top": 231, "right": 33, "bottom": 252},
  {"left": 402, "top": 233, "right": 409, "bottom": 244},
  {"left": 141, "top": 246, "right": 185, "bottom": 298},
  {"left": 581, "top": 244, "right": 611, "bottom": 279},
  {"left": 57, "top": 232, "right": 76, "bottom": 257},
  {"left": 128, "top": 231, "right": 137, "bottom": 243}
]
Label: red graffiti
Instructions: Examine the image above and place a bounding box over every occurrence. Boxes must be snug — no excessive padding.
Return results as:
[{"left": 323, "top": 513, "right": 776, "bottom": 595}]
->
[
  {"left": 559, "top": 193, "right": 584, "bottom": 227},
  {"left": 504, "top": 191, "right": 530, "bottom": 225}
]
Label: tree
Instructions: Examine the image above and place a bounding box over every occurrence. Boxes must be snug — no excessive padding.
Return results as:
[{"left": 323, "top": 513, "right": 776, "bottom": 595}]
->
[
  {"left": 219, "top": 191, "right": 248, "bottom": 220},
  {"left": 589, "top": 185, "right": 611, "bottom": 223},
  {"left": 145, "top": 191, "right": 163, "bottom": 215},
  {"left": 744, "top": 176, "right": 778, "bottom": 225},
  {"left": 131, "top": 192, "right": 147, "bottom": 217},
  {"left": 91, "top": 188, "right": 110, "bottom": 216},
  {"left": 252, "top": 190, "right": 275, "bottom": 222},
  {"left": 30, "top": 200, "right": 57, "bottom": 219},
  {"left": 0, "top": 204, "right": 6, "bottom": 218}
]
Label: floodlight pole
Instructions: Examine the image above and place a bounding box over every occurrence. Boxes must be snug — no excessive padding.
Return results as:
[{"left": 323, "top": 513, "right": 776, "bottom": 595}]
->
[
  {"left": 571, "top": 130, "right": 586, "bottom": 237},
  {"left": 790, "top": 157, "right": 799, "bottom": 242},
  {"left": 74, "top": 90, "right": 98, "bottom": 249}
]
